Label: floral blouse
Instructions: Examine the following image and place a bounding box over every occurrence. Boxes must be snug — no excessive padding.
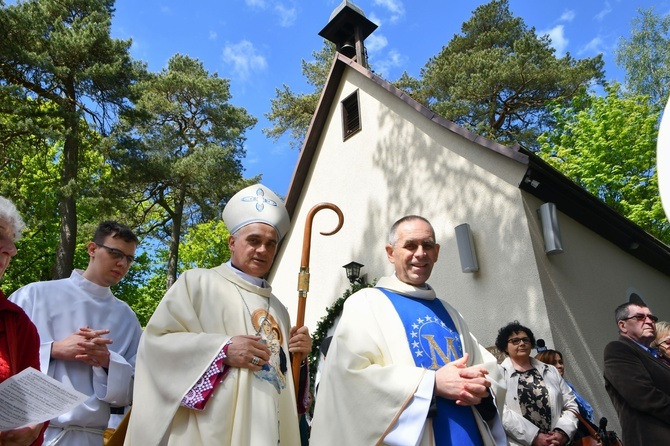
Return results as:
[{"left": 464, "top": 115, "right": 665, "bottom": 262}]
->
[{"left": 516, "top": 368, "right": 552, "bottom": 432}]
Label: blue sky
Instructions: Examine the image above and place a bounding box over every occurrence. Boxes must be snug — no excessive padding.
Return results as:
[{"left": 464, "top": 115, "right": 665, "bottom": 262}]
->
[{"left": 111, "top": 0, "right": 668, "bottom": 197}]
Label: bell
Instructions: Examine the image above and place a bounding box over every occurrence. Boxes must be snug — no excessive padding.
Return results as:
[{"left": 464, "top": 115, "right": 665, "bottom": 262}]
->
[{"left": 339, "top": 42, "right": 356, "bottom": 59}]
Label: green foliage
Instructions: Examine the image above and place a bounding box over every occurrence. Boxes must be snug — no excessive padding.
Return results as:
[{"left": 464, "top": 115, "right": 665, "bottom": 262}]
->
[
  {"left": 392, "top": 71, "right": 429, "bottom": 106},
  {"left": 115, "top": 220, "right": 232, "bottom": 326},
  {"left": 114, "top": 256, "right": 168, "bottom": 327},
  {"left": 537, "top": 84, "right": 669, "bottom": 242},
  {"left": 177, "top": 220, "right": 231, "bottom": 272},
  {"left": 0, "top": 112, "right": 123, "bottom": 291},
  {"left": 0, "top": 3, "right": 255, "bottom": 318},
  {"left": 0, "top": 0, "right": 143, "bottom": 277},
  {"left": 418, "top": 0, "right": 604, "bottom": 149},
  {"left": 115, "top": 53, "right": 257, "bottom": 288},
  {"left": 616, "top": 7, "right": 670, "bottom": 110},
  {"left": 263, "top": 42, "right": 336, "bottom": 149}
]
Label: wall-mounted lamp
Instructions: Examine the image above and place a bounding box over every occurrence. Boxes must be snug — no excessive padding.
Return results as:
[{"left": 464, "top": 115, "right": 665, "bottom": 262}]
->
[
  {"left": 343, "top": 261, "right": 365, "bottom": 285},
  {"left": 454, "top": 223, "right": 479, "bottom": 273},
  {"left": 538, "top": 202, "right": 563, "bottom": 255}
]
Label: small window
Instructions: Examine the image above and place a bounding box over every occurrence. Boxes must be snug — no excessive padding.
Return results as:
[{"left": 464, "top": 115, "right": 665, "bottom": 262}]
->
[{"left": 341, "top": 90, "right": 361, "bottom": 140}]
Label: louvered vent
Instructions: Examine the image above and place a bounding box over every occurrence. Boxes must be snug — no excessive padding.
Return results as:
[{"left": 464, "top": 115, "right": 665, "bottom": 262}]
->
[{"left": 341, "top": 90, "right": 361, "bottom": 140}]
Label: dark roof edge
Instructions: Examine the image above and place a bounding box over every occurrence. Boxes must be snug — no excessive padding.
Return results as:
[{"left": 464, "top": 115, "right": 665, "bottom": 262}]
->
[
  {"left": 344, "top": 56, "right": 530, "bottom": 165},
  {"left": 284, "top": 56, "right": 346, "bottom": 216},
  {"left": 520, "top": 147, "right": 670, "bottom": 276}
]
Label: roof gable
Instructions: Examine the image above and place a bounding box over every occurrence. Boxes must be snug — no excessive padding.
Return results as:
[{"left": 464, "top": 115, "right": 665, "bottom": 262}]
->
[{"left": 284, "top": 53, "right": 670, "bottom": 276}]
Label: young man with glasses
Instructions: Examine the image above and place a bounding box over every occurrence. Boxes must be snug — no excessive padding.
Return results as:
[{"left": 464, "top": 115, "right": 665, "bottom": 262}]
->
[
  {"left": 10, "top": 221, "right": 143, "bottom": 446},
  {"left": 603, "top": 300, "right": 670, "bottom": 445}
]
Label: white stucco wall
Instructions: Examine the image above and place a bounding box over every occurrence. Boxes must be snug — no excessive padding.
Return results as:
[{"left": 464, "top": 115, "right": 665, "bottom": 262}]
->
[
  {"left": 268, "top": 63, "right": 670, "bottom": 435},
  {"left": 270, "top": 67, "right": 545, "bottom": 350}
]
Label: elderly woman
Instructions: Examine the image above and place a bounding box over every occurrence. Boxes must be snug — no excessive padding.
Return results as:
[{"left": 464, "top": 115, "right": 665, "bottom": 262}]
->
[
  {"left": 496, "top": 321, "right": 577, "bottom": 446},
  {"left": 651, "top": 320, "right": 670, "bottom": 367},
  {"left": 0, "top": 196, "right": 45, "bottom": 446},
  {"left": 536, "top": 349, "right": 596, "bottom": 441}
]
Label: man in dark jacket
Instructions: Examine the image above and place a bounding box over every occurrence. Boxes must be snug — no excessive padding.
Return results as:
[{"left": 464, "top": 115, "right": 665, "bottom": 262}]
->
[{"left": 604, "top": 300, "right": 670, "bottom": 444}]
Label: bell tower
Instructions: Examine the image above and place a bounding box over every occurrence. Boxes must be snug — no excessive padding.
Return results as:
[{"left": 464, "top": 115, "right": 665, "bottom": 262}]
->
[{"left": 319, "top": 0, "right": 378, "bottom": 68}]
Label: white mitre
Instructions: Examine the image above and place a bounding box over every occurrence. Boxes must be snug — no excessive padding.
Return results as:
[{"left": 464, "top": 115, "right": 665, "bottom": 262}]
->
[{"left": 222, "top": 184, "right": 290, "bottom": 240}]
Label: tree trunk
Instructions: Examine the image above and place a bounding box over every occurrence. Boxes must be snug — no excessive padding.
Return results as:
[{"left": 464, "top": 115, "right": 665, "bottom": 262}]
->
[
  {"left": 54, "top": 101, "right": 79, "bottom": 279},
  {"left": 166, "top": 188, "right": 186, "bottom": 289}
]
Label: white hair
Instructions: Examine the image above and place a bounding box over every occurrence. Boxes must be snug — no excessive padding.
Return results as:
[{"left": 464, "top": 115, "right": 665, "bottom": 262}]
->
[{"left": 0, "top": 196, "right": 26, "bottom": 240}]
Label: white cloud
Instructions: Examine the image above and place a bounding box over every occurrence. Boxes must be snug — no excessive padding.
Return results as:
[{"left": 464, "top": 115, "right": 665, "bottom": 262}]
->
[
  {"left": 540, "top": 25, "right": 569, "bottom": 56},
  {"left": 245, "top": 142, "right": 286, "bottom": 162},
  {"left": 130, "top": 39, "right": 142, "bottom": 53},
  {"left": 244, "top": 0, "right": 299, "bottom": 27},
  {"left": 371, "top": 49, "right": 406, "bottom": 78},
  {"left": 274, "top": 4, "right": 297, "bottom": 27},
  {"left": 368, "top": 12, "right": 382, "bottom": 28},
  {"left": 245, "top": 0, "right": 266, "bottom": 7},
  {"left": 560, "top": 10, "right": 575, "bottom": 22},
  {"left": 209, "top": 31, "right": 217, "bottom": 41},
  {"left": 595, "top": 2, "right": 612, "bottom": 21},
  {"left": 222, "top": 40, "right": 268, "bottom": 82},
  {"left": 373, "top": 0, "right": 405, "bottom": 23},
  {"left": 365, "top": 34, "right": 388, "bottom": 53},
  {"left": 579, "top": 36, "right": 605, "bottom": 55}
]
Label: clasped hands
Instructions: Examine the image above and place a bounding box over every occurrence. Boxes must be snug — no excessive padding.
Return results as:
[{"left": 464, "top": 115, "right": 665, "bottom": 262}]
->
[
  {"left": 225, "top": 326, "right": 312, "bottom": 371},
  {"left": 51, "top": 326, "right": 112, "bottom": 369},
  {"left": 434, "top": 353, "right": 491, "bottom": 406},
  {"left": 532, "top": 431, "right": 568, "bottom": 446}
]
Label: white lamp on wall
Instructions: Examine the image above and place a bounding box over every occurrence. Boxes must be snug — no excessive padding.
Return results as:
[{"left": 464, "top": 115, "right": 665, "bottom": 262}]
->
[
  {"left": 454, "top": 223, "right": 479, "bottom": 273},
  {"left": 538, "top": 202, "right": 564, "bottom": 255}
]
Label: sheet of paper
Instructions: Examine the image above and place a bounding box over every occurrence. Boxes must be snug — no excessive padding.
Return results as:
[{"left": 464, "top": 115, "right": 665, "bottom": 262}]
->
[{"left": 0, "top": 367, "right": 88, "bottom": 430}]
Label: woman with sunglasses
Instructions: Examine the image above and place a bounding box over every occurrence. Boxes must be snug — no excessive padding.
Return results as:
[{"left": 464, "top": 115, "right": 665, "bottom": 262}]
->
[{"left": 495, "top": 321, "right": 578, "bottom": 446}]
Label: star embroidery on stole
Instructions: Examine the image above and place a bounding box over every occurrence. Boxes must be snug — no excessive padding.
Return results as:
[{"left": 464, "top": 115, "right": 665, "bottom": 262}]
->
[
  {"left": 413, "top": 313, "right": 462, "bottom": 370},
  {"left": 241, "top": 187, "right": 278, "bottom": 212}
]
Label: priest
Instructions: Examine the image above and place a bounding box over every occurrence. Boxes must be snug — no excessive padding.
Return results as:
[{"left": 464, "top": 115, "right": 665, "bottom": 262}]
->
[
  {"left": 310, "top": 215, "right": 507, "bottom": 445},
  {"left": 125, "top": 184, "right": 311, "bottom": 446}
]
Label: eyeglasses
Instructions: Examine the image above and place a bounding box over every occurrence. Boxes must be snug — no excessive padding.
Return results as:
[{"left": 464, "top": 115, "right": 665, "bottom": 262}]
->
[
  {"left": 96, "top": 243, "right": 135, "bottom": 265},
  {"left": 508, "top": 337, "right": 531, "bottom": 346},
  {"left": 659, "top": 339, "right": 670, "bottom": 348},
  {"left": 620, "top": 313, "right": 658, "bottom": 323}
]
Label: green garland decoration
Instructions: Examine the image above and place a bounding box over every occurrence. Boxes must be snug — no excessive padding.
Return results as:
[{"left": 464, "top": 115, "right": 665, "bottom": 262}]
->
[{"left": 308, "top": 280, "right": 375, "bottom": 383}]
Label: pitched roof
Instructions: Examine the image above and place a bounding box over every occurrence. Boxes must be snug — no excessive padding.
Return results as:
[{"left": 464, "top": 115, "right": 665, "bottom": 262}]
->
[{"left": 284, "top": 53, "right": 670, "bottom": 276}]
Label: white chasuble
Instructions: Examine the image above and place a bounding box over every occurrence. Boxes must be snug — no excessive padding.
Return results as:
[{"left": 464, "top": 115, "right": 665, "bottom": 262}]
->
[
  {"left": 310, "top": 275, "right": 507, "bottom": 446},
  {"left": 10, "top": 270, "right": 142, "bottom": 446},
  {"left": 125, "top": 264, "right": 301, "bottom": 446}
]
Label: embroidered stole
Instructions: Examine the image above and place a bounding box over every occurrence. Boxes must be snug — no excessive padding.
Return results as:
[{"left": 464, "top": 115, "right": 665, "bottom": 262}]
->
[{"left": 378, "top": 288, "right": 483, "bottom": 446}]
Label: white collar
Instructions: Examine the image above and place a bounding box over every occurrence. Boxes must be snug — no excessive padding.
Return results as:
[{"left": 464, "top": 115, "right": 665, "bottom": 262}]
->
[
  {"left": 375, "top": 274, "right": 436, "bottom": 300},
  {"left": 225, "top": 261, "right": 269, "bottom": 288},
  {"left": 70, "top": 269, "right": 113, "bottom": 299}
]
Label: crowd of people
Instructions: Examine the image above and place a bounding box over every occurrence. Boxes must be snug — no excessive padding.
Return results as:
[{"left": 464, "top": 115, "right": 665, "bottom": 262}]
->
[{"left": 1, "top": 187, "right": 669, "bottom": 445}]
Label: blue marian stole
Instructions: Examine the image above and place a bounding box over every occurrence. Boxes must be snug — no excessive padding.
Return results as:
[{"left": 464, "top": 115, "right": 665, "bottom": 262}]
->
[{"left": 378, "top": 288, "right": 483, "bottom": 446}]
